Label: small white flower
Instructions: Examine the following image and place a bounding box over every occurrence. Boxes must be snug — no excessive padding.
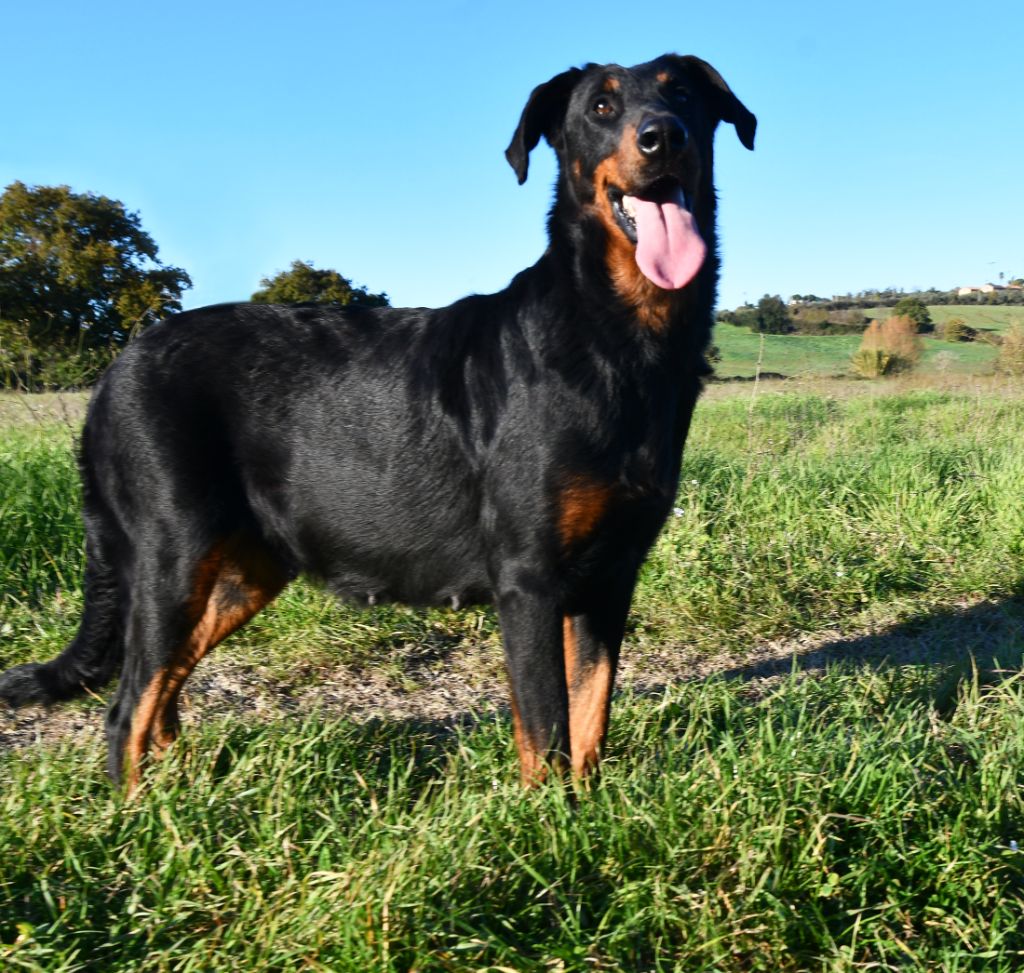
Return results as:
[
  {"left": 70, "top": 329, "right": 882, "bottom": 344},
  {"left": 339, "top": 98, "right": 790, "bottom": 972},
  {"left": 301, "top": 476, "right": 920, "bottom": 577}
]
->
[{"left": 673, "top": 507, "right": 685, "bottom": 518}]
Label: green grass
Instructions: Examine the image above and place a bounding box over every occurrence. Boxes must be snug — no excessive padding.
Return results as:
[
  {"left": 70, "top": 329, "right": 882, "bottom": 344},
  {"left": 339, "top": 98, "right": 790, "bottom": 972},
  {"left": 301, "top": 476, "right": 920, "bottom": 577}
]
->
[
  {"left": 4, "top": 668, "right": 1024, "bottom": 970},
  {"left": 712, "top": 326, "right": 861, "bottom": 378},
  {"left": 4, "top": 386, "right": 1024, "bottom": 969},
  {"left": 638, "top": 388, "right": 1024, "bottom": 646}
]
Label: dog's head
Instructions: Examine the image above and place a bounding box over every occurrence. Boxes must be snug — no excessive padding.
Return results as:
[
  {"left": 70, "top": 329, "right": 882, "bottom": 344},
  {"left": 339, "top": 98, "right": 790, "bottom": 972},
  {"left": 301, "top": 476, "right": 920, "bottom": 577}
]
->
[{"left": 506, "top": 55, "right": 754, "bottom": 313}]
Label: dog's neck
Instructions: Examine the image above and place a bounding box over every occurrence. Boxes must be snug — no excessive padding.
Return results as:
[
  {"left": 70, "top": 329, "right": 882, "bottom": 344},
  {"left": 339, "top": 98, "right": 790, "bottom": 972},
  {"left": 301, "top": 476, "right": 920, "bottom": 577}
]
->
[
  {"left": 542, "top": 166, "right": 719, "bottom": 339},
  {"left": 537, "top": 193, "right": 718, "bottom": 369}
]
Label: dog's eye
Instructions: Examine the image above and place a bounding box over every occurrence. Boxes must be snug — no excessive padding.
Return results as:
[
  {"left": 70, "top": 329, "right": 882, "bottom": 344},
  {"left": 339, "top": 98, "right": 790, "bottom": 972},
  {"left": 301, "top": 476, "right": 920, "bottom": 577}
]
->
[
  {"left": 667, "top": 84, "right": 690, "bottom": 104},
  {"left": 592, "top": 97, "right": 615, "bottom": 117}
]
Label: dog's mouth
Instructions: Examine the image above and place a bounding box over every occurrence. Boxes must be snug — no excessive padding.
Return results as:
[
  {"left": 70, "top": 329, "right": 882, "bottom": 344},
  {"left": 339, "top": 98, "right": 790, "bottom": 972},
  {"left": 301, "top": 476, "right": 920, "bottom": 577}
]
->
[{"left": 609, "top": 178, "right": 707, "bottom": 291}]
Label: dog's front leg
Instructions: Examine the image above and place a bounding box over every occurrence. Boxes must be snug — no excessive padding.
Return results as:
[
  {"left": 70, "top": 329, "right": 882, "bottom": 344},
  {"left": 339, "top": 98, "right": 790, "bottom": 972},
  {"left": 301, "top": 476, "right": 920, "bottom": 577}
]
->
[
  {"left": 497, "top": 588, "right": 570, "bottom": 785},
  {"left": 561, "top": 577, "right": 635, "bottom": 780}
]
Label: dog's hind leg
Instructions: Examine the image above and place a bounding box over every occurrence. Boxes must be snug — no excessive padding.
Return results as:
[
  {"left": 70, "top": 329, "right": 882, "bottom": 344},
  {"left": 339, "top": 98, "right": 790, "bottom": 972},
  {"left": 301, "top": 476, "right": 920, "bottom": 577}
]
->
[{"left": 106, "top": 532, "right": 289, "bottom": 790}]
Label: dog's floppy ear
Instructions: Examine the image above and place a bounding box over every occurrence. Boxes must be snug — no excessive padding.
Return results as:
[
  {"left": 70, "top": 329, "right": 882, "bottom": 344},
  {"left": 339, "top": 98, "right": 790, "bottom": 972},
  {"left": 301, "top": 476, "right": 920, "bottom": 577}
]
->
[
  {"left": 505, "top": 67, "right": 584, "bottom": 184},
  {"left": 675, "top": 55, "right": 756, "bottom": 151}
]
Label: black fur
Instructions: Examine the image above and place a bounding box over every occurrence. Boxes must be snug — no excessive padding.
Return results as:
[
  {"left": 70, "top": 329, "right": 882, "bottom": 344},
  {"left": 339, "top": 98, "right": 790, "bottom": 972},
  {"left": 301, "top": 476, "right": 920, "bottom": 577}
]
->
[{"left": 0, "top": 55, "right": 754, "bottom": 785}]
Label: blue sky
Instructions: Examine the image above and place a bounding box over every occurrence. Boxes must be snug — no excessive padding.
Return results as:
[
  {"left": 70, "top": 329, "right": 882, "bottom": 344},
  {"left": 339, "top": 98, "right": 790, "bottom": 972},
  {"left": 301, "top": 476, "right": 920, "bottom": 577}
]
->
[{"left": 4, "top": 0, "right": 1021, "bottom": 312}]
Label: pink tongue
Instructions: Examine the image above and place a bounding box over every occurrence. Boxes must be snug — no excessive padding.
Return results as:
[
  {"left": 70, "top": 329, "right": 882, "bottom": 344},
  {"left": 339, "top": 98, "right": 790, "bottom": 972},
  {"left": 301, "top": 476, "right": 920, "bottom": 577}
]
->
[{"left": 627, "top": 194, "right": 707, "bottom": 290}]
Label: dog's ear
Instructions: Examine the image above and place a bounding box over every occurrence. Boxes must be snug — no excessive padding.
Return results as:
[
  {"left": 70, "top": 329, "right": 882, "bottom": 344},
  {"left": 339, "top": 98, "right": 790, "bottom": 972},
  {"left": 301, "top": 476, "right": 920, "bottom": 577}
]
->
[
  {"left": 505, "top": 68, "right": 584, "bottom": 184},
  {"left": 674, "top": 55, "right": 756, "bottom": 151}
]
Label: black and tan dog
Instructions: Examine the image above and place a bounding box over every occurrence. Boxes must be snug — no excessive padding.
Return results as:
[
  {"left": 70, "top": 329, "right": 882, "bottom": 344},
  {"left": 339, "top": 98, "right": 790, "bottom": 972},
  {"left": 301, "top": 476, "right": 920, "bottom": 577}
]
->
[{"left": 0, "top": 55, "right": 754, "bottom": 788}]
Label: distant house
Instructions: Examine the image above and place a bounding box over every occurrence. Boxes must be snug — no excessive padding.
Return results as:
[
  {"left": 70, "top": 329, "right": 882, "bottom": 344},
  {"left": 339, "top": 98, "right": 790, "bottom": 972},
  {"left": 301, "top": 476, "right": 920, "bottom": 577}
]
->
[{"left": 958, "top": 283, "right": 1005, "bottom": 296}]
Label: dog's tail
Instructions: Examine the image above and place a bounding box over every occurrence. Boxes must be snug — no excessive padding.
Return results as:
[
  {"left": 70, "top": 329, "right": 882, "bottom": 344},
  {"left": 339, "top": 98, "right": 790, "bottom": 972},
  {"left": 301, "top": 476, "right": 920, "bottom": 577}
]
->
[{"left": 0, "top": 545, "right": 123, "bottom": 708}]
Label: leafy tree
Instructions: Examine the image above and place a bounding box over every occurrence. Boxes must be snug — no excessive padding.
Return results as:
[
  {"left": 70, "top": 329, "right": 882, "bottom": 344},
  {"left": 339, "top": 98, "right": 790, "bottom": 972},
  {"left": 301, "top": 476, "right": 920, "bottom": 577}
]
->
[
  {"left": 892, "top": 296, "right": 933, "bottom": 332},
  {"left": 0, "top": 182, "right": 191, "bottom": 348},
  {"left": 251, "top": 260, "right": 388, "bottom": 307},
  {"left": 755, "top": 294, "right": 793, "bottom": 334}
]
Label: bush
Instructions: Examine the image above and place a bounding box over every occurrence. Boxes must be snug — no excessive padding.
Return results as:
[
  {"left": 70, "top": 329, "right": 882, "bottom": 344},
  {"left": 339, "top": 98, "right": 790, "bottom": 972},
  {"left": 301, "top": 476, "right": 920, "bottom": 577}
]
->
[
  {"left": 850, "top": 347, "right": 894, "bottom": 378},
  {"left": 791, "top": 306, "right": 866, "bottom": 335},
  {"left": 939, "top": 317, "right": 977, "bottom": 342},
  {"left": 717, "top": 306, "right": 759, "bottom": 330},
  {"left": 0, "top": 318, "right": 116, "bottom": 390},
  {"left": 828, "top": 308, "right": 869, "bottom": 329},
  {"left": 0, "top": 319, "right": 33, "bottom": 386},
  {"left": 996, "top": 324, "right": 1024, "bottom": 376},
  {"left": 791, "top": 306, "right": 829, "bottom": 330},
  {"left": 851, "top": 316, "right": 922, "bottom": 378}
]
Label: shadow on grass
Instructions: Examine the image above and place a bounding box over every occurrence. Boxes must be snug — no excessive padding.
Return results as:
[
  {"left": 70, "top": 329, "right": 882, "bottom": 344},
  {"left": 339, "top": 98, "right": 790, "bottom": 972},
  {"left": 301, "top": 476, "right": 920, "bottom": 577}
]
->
[
  {"left": 202, "top": 590, "right": 1024, "bottom": 775},
  {"left": 707, "top": 589, "right": 1024, "bottom": 716}
]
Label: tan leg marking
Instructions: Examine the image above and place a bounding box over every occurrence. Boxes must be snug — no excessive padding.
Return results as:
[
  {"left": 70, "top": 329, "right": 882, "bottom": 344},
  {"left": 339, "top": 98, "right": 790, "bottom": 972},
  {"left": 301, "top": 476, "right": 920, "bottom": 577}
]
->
[
  {"left": 123, "top": 536, "right": 287, "bottom": 791},
  {"left": 563, "top": 615, "right": 614, "bottom": 778},
  {"left": 508, "top": 693, "right": 549, "bottom": 787}
]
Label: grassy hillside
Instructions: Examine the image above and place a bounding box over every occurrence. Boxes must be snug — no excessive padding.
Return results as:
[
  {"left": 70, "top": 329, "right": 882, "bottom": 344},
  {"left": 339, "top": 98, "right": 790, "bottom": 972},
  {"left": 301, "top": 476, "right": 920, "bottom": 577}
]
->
[
  {"left": 864, "top": 304, "right": 1024, "bottom": 335},
  {"left": 713, "top": 326, "right": 860, "bottom": 378},
  {"left": 3, "top": 385, "right": 1024, "bottom": 970},
  {"left": 712, "top": 322, "right": 999, "bottom": 379},
  {"left": 713, "top": 304, "right": 1020, "bottom": 379}
]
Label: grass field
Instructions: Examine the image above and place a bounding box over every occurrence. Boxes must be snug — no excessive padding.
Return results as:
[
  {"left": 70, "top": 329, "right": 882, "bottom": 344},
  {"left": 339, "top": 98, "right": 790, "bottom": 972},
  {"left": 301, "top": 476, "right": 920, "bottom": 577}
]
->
[
  {"left": 714, "top": 304, "right": 1022, "bottom": 379},
  {"left": 3, "top": 382, "right": 1024, "bottom": 970}
]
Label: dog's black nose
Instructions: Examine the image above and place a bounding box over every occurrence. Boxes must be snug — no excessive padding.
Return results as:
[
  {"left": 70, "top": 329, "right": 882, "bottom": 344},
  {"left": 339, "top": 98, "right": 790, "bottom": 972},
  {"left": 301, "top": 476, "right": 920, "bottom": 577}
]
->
[{"left": 636, "top": 115, "right": 688, "bottom": 157}]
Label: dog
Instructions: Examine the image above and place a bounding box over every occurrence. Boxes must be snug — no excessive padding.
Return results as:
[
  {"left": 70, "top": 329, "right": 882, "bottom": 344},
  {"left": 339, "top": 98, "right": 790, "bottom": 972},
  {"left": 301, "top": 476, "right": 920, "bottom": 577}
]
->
[{"left": 0, "top": 55, "right": 754, "bottom": 789}]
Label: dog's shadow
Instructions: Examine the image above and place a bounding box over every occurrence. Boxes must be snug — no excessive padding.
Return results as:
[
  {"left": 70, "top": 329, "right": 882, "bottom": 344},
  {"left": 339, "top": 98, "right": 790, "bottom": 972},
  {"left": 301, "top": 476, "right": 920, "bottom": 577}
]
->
[{"left": 668, "top": 591, "right": 1024, "bottom": 718}]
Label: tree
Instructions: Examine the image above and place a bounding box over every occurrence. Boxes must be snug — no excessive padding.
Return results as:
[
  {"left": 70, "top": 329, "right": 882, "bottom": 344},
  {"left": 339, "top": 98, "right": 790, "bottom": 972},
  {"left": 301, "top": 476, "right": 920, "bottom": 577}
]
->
[
  {"left": 0, "top": 182, "right": 191, "bottom": 348},
  {"left": 251, "top": 260, "right": 388, "bottom": 307},
  {"left": 755, "top": 294, "right": 793, "bottom": 334},
  {"left": 892, "top": 296, "right": 933, "bottom": 333}
]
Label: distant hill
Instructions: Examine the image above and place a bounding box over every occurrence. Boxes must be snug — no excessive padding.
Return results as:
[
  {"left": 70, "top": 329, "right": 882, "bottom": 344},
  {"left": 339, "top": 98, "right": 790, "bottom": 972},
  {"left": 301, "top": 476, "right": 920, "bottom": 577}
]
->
[
  {"left": 725, "top": 287, "right": 1024, "bottom": 317},
  {"left": 711, "top": 304, "right": 1024, "bottom": 380}
]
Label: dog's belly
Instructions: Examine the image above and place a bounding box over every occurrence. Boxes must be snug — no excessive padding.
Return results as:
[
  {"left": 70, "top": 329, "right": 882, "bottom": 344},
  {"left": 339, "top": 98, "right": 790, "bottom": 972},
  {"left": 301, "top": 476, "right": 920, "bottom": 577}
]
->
[
  {"left": 326, "top": 565, "right": 492, "bottom": 609},
  {"left": 319, "top": 547, "right": 492, "bottom": 608},
  {"left": 286, "top": 494, "right": 492, "bottom": 608}
]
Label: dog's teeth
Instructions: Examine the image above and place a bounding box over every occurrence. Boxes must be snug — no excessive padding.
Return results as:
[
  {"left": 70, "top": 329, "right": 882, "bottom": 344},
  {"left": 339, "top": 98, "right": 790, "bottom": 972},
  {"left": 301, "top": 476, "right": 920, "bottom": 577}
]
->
[{"left": 622, "top": 195, "right": 637, "bottom": 217}]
